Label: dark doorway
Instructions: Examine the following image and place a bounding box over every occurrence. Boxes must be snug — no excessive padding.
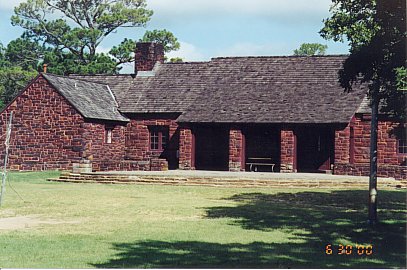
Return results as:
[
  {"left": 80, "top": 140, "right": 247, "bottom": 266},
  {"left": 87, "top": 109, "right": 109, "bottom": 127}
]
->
[
  {"left": 166, "top": 128, "right": 180, "bottom": 170},
  {"left": 244, "top": 128, "right": 280, "bottom": 172},
  {"left": 296, "top": 127, "right": 334, "bottom": 173},
  {"left": 194, "top": 126, "right": 229, "bottom": 171},
  {"left": 151, "top": 126, "right": 179, "bottom": 170}
]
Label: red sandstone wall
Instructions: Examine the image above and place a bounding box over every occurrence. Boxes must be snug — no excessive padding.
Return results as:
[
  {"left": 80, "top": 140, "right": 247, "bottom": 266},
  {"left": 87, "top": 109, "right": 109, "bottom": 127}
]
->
[
  {"left": 81, "top": 121, "right": 127, "bottom": 171},
  {"left": 229, "top": 128, "right": 244, "bottom": 171},
  {"left": 0, "top": 75, "right": 84, "bottom": 170},
  {"left": 280, "top": 129, "right": 296, "bottom": 172},
  {"left": 0, "top": 77, "right": 181, "bottom": 172},
  {"left": 334, "top": 124, "right": 350, "bottom": 164},
  {"left": 8, "top": 77, "right": 402, "bottom": 178},
  {"left": 334, "top": 115, "right": 406, "bottom": 179},
  {"left": 124, "top": 115, "right": 179, "bottom": 170},
  {"left": 179, "top": 127, "right": 194, "bottom": 170}
]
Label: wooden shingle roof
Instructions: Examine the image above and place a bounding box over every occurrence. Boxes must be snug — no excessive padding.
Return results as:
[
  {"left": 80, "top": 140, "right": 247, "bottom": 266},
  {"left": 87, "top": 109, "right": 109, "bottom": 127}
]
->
[
  {"left": 67, "top": 55, "right": 368, "bottom": 124},
  {"left": 68, "top": 74, "right": 135, "bottom": 106},
  {"left": 119, "top": 62, "right": 209, "bottom": 113},
  {"left": 43, "top": 74, "right": 129, "bottom": 122},
  {"left": 177, "top": 56, "right": 367, "bottom": 123}
]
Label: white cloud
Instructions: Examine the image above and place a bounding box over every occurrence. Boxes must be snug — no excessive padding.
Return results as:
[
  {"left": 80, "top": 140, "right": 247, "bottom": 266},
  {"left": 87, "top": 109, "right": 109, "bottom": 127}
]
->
[
  {"left": 148, "top": 0, "right": 330, "bottom": 19},
  {"left": 95, "top": 45, "right": 111, "bottom": 54},
  {"left": 215, "top": 42, "right": 294, "bottom": 57},
  {"left": 120, "top": 63, "right": 134, "bottom": 74},
  {"left": 0, "top": 0, "right": 24, "bottom": 11},
  {"left": 1, "top": 0, "right": 331, "bottom": 15},
  {"left": 166, "top": 41, "right": 207, "bottom": 62}
]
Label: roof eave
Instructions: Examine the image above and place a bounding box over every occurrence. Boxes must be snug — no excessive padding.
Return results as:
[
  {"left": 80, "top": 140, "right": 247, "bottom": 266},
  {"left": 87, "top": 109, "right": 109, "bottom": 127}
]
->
[{"left": 84, "top": 116, "right": 130, "bottom": 123}]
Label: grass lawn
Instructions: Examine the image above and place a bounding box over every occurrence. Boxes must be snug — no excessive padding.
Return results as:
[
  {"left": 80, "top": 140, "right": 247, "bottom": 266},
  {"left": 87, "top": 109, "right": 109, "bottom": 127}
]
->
[{"left": 0, "top": 171, "right": 405, "bottom": 268}]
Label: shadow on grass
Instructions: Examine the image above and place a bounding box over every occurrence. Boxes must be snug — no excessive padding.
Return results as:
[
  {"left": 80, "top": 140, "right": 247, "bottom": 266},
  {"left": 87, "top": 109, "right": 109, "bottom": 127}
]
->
[
  {"left": 94, "top": 190, "right": 406, "bottom": 268},
  {"left": 94, "top": 240, "right": 316, "bottom": 268}
]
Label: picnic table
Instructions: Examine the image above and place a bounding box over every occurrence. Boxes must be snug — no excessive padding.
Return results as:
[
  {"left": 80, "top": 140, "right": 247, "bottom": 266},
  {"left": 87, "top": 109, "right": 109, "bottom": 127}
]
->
[{"left": 246, "top": 157, "right": 275, "bottom": 172}]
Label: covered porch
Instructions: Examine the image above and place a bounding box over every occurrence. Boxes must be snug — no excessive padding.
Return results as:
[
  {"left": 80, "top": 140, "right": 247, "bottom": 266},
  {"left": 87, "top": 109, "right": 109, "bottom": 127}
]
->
[{"left": 178, "top": 124, "right": 336, "bottom": 173}]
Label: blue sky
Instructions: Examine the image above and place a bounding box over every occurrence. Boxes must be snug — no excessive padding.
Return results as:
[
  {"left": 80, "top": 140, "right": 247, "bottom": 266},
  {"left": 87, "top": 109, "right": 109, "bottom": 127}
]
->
[{"left": 0, "top": 0, "right": 349, "bottom": 66}]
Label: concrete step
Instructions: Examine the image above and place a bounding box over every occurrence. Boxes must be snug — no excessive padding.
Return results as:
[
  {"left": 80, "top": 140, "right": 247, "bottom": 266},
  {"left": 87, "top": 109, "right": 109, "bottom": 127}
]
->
[
  {"left": 47, "top": 172, "right": 407, "bottom": 189},
  {"left": 56, "top": 174, "right": 399, "bottom": 184}
]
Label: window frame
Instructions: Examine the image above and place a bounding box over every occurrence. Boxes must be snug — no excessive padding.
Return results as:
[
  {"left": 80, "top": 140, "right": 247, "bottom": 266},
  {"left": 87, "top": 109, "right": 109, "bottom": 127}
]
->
[
  {"left": 105, "top": 126, "right": 113, "bottom": 144},
  {"left": 397, "top": 127, "right": 407, "bottom": 155},
  {"left": 149, "top": 126, "right": 169, "bottom": 151}
]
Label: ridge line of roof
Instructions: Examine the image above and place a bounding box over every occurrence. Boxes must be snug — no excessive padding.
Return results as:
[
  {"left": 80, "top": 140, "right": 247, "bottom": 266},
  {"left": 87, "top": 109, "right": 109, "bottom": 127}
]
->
[
  {"left": 164, "top": 61, "right": 210, "bottom": 64},
  {"left": 44, "top": 73, "right": 113, "bottom": 87},
  {"left": 211, "top": 54, "right": 349, "bottom": 60},
  {"left": 147, "top": 55, "right": 350, "bottom": 65},
  {"left": 69, "top": 73, "right": 136, "bottom": 77}
]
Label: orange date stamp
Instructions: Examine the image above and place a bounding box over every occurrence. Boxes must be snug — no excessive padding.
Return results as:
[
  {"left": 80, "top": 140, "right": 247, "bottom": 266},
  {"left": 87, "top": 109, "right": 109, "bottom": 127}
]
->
[{"left": 325, "top": 244, "right": 373, "bottom": 256}]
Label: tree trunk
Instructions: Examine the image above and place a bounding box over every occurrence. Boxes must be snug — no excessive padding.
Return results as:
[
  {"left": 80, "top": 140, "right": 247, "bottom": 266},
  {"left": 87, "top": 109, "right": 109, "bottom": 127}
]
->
[{"left": 368, "top": 84, "right": 379, "bottom": 225}]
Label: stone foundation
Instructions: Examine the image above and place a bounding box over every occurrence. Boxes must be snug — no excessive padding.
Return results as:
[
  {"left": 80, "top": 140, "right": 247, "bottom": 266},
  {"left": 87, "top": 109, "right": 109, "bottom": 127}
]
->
[
  {"left": 92, "top": 159, "right": 169, "bottom": 172},
  {"left": 334, "top": 163, "right": 407, "bottom": 180}
]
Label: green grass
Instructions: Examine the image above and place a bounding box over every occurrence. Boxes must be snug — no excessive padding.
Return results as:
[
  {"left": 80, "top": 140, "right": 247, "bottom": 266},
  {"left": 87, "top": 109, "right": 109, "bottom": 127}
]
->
[{"left": 0, "top": 171, "right": 406, "bottom": 268}]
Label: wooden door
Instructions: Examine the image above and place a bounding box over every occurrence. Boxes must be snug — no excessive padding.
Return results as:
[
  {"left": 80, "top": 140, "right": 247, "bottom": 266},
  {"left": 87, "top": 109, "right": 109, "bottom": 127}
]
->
[{"left": 297, "top": 127, "right": 334, "bottom": 172}]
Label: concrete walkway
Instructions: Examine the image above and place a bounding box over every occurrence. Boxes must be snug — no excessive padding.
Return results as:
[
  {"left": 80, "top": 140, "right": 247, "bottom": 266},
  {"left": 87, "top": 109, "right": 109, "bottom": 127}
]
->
[{"left": 89, "top": 170, "right": 395, "bottom": 181}]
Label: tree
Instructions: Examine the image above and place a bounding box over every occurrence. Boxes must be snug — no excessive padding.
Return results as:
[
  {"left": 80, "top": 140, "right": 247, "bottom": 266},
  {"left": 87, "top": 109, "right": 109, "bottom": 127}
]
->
[
  {"left": 293, "top": 43, "right": 328, "bottom": 56},
  {"left": 12, "top": 0, "right": 153, "bottom": 63},
  {"left": 11, "top": 1, "right": 181, "bottom": 71},
  {"left": 5, "top": 35, "right": 44, "bottom": 70},
  {"left": 0, "top": 34, "right": 122, "bottom": 109},
  {"left": 42, "top": 49, "right": 119, "bottom": 75},
  {"left": 109, "top": 38, "right": 138, "bottom": 66},
  {"left": 0, "top": 32, "right": 126, "bottom": 107},
  {"left": 396, "top": 67, "right": 407, "bottom": 91},
  {"left": 0, "top": 37, "right": 40, "bottom": 108},
  {"left": 109, "top": 29, "right": 181, "bottom": 64},
  {"left": 0, "top": 66, "right": 37, "bottom": 107},
  {"left": 169, "top": 57, "right": 183, "bottom": 63},
  {"left": 320, "top": 0, "right": 406, "bottom": 224},
  {"left": 141, "top": 29, "right": 180, "bottom": 53},
  {"left": 1, "top": 0, "right": 182, "bottom": 108},
  {"left": 0, "top": 43, "right": 7, "bottom": 67}
]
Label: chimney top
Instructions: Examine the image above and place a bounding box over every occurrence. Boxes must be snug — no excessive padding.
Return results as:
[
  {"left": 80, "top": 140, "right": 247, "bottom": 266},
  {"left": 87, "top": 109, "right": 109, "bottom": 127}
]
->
[
  {"left": 135, "top": 42, "right": 164, "bottom": 74},
  {"left": 43, "top": 64, "right": 48, "bottom": 73}
]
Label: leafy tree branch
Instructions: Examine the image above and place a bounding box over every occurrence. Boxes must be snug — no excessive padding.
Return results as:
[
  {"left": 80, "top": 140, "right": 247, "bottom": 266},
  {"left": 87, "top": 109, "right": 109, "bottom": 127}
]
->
[{"left": 11, "top": 0, "right": 153, "bottom": 60}]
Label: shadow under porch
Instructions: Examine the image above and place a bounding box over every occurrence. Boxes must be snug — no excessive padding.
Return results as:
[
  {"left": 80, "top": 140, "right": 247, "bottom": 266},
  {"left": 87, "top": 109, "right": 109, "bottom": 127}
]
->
[{"left": 178, "top": 124, "right": 337, "bottom": 174}]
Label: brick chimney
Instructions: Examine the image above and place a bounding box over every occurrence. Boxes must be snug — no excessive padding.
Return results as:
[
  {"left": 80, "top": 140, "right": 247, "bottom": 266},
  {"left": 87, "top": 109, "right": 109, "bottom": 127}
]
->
[{"left": 135, "top": 42, "right": 164, "bottom": 73}]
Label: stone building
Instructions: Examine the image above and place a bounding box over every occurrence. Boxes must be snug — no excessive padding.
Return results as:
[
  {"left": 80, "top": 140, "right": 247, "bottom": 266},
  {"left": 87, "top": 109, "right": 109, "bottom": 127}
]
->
[{"left": 0, "top": 42, "right": 405, "bottom": 179}]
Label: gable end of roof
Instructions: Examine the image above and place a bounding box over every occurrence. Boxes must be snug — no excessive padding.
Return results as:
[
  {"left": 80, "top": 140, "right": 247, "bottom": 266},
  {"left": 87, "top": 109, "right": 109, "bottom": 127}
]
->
[{"left": 42, "top": 73, "right": 129, "bottom": 122}]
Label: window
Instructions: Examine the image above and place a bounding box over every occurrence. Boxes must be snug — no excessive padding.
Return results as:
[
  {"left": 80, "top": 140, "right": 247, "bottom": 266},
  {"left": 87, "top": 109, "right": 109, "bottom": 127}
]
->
[
  {"left": 149, "top": 126, "right": 169, "bottom": 151},
  {"left": 398, "top": 128, "right": 407, "bottom": 154},
  {"left": 105, "top": 127, "right": 113, "bottom": 144}
]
